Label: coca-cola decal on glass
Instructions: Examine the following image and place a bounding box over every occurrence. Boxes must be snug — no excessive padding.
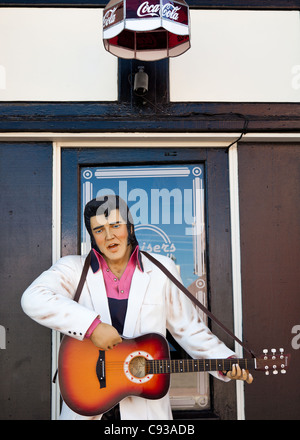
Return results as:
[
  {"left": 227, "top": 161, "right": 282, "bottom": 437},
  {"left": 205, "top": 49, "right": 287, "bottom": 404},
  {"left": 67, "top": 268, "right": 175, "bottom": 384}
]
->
[
  {"left": 103, "top": 2, "right": 124, "bottom": 30},
  {"left": 126, "top": 0, "right": 188, "bottom": 25}
]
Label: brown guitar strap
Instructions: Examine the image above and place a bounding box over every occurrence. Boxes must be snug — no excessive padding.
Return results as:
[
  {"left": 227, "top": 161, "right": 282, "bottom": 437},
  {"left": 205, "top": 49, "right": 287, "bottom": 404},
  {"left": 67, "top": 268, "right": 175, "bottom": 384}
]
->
[
  {"left": 73, "top": 251, "right": 92, "bottom": 303},
  {"left": 141, "top": 251, "right": 256, "bottom": 359}
]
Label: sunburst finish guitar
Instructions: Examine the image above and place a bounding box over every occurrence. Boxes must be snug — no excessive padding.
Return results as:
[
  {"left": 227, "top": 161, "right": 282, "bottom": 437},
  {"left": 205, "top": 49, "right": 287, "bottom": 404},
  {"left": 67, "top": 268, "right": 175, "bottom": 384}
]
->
[{"left": 58, "top": 332, "right": 290, "bottom": 416}]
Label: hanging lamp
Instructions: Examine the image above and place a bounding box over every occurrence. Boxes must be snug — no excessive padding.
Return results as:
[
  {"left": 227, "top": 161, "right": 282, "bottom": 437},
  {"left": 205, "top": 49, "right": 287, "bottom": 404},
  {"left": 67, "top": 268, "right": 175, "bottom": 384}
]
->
[{"left": 102, "top": 0, "right": 191, "bottom": 61}]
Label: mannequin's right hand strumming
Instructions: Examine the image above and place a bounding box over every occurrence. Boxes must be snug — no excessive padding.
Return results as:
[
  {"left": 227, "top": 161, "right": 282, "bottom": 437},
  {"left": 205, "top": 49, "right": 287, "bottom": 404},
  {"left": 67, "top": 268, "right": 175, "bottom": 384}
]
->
[{"left": 90, "top": 322, "right": 122, "bottom": 351}]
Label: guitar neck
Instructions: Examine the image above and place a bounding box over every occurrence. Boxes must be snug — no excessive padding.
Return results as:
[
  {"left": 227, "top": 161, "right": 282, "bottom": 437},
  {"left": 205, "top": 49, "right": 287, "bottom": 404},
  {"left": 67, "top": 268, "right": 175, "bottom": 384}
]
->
[{"left": 147, "top": 358, "right": 256, "bottom": 374}]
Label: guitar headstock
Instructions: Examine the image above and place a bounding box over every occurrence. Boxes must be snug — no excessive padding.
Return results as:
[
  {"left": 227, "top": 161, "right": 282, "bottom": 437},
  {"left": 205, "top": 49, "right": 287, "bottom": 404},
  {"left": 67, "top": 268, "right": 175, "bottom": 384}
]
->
[{"left": 256, "top": 348, "right": 291, "bottom": 375}]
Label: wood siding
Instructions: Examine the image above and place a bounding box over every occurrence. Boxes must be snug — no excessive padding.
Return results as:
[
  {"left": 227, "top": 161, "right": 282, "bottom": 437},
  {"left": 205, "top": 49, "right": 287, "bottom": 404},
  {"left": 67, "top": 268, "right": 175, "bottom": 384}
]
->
[
  {"left": 0, "top": 142, "right": 53, "bottom": 419},
  {"left": 238, "top": 143, "right": 300, "bottom": 420}
]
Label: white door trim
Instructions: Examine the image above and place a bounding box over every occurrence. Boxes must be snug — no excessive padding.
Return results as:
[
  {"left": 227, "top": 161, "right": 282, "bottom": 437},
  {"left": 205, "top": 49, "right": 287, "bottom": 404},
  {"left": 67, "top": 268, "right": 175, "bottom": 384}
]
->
[
  {"left": 228, "top": 143, "right": 245, "bottom": 420},
  {"left": 51, "top": 142, "right": 62, "bottom": 420}
]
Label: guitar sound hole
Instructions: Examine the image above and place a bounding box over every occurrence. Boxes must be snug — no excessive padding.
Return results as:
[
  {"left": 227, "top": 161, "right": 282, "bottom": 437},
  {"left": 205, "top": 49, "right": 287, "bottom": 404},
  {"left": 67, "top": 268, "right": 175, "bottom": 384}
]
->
[{"left": 129, "top": 356, "right": 148, "bottom": 378}]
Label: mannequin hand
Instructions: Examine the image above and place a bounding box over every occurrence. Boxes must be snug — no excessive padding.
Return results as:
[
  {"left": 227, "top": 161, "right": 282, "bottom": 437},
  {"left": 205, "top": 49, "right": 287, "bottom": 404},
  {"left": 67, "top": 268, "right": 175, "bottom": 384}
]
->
[
  {"left": 90, "top": 322, "right": 122, "bottom": 351},
  {"left": 226, "top": 364, "right": 253, "bottom": 384}
]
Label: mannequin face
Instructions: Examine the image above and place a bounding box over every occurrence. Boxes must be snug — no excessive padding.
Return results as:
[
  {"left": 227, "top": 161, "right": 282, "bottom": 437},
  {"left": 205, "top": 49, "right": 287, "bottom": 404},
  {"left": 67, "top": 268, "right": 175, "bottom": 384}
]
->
[{"left": 90, "top": 209, "right": 131, "bottom": 267}]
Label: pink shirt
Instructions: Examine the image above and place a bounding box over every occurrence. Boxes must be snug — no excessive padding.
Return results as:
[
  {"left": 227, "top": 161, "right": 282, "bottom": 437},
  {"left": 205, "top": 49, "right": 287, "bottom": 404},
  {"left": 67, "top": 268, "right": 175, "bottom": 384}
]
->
[{"left": 93, "top": 246, "right": 142, "bottom": 300}]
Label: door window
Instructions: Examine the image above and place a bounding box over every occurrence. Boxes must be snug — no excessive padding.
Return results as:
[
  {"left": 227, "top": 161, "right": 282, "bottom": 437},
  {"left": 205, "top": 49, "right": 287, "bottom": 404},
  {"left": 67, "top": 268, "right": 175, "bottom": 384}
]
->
[{"left": 81, "top": 164, "right": 210, "bottom": 410}]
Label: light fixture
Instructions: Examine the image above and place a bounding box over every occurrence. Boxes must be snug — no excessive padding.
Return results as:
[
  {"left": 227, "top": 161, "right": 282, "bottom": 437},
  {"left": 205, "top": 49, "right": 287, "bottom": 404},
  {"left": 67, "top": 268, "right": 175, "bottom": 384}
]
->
[
  {"left": 133, "top": 66, "right": 149, "bottom": 95},
  {"left": 102, "top": 0, "right": 191, "bottom": 61}
]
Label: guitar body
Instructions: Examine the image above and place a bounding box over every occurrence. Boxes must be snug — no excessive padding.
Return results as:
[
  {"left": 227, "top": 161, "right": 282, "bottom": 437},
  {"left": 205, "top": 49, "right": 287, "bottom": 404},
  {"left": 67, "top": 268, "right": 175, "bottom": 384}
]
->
[
  {"left": 59, "top": 331, "right": 291, "bottom": 417},
  {"left": 58, "top": 332, "right": 170, "bottom": 416}
]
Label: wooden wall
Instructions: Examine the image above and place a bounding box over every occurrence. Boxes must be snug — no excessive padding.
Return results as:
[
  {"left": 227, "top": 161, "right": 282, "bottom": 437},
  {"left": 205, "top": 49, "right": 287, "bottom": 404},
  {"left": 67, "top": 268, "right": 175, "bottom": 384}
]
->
[
  {"left": 0, "top": 143, "right": 53, "bottom": 419},
  {"left": 238, "top": 143, "right": 300, "bottom": 419}
]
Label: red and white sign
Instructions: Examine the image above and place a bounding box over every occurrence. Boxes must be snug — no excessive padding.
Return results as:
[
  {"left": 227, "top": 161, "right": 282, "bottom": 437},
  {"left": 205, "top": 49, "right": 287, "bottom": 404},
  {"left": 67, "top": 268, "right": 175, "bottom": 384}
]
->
[{"left": 102, "top": 0, "right": 190, "bottom": 60}]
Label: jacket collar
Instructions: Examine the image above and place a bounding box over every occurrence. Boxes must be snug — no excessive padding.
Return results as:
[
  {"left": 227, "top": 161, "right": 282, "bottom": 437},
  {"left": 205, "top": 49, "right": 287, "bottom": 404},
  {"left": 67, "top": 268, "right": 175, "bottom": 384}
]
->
[{"left": 90, "top": 245, "right": 144, "bottom": 274}]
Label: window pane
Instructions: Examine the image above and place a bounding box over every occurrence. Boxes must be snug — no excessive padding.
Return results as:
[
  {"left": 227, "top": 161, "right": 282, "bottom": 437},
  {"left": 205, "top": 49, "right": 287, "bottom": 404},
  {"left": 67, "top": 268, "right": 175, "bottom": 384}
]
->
[
  {"left": 0, "top": 8, "right": 117, "bottom": 101},
  {"left": 170, "top": 10, "right": 300, "bottom": 102}
]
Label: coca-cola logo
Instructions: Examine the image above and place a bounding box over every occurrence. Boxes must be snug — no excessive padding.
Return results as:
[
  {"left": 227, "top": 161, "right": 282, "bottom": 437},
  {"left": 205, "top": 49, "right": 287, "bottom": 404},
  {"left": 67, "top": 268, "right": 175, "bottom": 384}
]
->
[
  {"left": 162, "top": 3, "right": 181, "bottom": 21},
  {"left": 137, "top": 1, "right": 181, "bottom": 21},
  {"left": 103, "top": 6, "right": 118, "bottom": 28}
]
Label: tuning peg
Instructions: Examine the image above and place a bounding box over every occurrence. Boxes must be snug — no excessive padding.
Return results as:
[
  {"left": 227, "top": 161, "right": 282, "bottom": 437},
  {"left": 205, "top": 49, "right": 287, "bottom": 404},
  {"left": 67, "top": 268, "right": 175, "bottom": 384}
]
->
[
  {"left": 265, "top": 366, "right": 269, "bottom": 375},
  {"left": 263, "top": 349, "right": 268, "bottom": 359},
  {"left": 281, "top": 369, "right": 286, "bottom": 374},
  {"left": 271, "top": 349, "right": 276, "bottom": 359},
  {"left": 272, "top": 364, "right": 278, "bottom": 374},
  {"left": 279, "top": 348, "right": 284, "bottom": 359}
]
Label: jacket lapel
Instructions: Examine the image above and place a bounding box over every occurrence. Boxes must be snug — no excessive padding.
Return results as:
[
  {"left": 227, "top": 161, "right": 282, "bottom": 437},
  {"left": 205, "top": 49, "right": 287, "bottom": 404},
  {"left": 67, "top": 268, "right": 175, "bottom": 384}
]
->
[
  {"left": 85, "top": 268, "right": 112, "bottom": 325},
  {"left": 122, "top": 255, "right": 152, "bottom": 338}
]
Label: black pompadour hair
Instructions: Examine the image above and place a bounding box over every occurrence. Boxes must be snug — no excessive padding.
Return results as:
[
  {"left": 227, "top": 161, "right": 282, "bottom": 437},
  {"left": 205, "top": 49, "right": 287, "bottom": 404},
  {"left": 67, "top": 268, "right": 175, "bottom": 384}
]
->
[{"left": 84, "top": 195, "right": 138, "bottom": 254}]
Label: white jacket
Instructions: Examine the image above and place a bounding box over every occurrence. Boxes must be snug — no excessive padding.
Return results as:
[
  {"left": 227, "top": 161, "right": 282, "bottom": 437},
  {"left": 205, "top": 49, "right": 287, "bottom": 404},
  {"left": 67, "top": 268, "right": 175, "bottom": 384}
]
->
[{"left": 21, "top": 252, "right": 234, "bottom": 420}]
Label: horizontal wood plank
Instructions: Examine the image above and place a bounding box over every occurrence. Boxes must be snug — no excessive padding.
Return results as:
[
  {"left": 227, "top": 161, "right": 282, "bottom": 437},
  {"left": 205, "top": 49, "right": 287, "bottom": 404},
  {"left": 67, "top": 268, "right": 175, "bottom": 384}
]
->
[{"left": 0, "top": 102, "right": 299, "bottom": 132}]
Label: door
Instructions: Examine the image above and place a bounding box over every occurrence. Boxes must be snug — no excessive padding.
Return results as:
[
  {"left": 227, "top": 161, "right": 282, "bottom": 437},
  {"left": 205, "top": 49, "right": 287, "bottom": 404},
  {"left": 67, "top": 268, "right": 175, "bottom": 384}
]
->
[{"left": 61, "top": 145, "right": 236, "bottom": 419}]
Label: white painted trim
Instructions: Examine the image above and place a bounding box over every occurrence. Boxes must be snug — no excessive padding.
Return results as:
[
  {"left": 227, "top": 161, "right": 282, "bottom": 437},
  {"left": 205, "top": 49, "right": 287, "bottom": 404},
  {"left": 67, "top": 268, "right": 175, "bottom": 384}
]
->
[
  {"left": 52, "top": 142, "right": 61, "bottom": 266},
  {"left": 228, "top": 143, "right": 245, "bottom": 420},
  {"left": 51, "top": 142, "right": 62, "bottom": 420},
  {"left": 0, "top": 131, "right": 300, "bottom": 145}
]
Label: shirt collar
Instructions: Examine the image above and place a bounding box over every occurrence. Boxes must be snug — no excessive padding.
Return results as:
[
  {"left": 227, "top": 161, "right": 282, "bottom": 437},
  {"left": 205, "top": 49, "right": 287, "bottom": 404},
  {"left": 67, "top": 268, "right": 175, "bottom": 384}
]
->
[{"left": 90, "top": 245, "right": 144, "bottom": 274}]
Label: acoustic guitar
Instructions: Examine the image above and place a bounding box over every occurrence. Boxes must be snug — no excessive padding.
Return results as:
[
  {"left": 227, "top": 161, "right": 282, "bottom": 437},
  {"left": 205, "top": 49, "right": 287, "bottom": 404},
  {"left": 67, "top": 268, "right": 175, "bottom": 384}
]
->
[{"left": 58, "top": 332, "right": 290, "bottom": 416}]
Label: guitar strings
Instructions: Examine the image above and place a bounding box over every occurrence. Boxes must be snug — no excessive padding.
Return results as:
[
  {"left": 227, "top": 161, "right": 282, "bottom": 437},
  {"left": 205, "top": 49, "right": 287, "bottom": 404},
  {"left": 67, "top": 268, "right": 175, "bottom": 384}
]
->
[{"left": 97, "top": 358, "right": 250, "bottom": 373}]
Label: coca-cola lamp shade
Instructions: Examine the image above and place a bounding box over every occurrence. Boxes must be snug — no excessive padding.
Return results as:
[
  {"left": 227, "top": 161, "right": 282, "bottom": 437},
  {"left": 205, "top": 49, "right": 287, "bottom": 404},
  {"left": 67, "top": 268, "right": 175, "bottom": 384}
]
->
[{"left": 102, "top": 0, "right": 191, "bottom": 61}]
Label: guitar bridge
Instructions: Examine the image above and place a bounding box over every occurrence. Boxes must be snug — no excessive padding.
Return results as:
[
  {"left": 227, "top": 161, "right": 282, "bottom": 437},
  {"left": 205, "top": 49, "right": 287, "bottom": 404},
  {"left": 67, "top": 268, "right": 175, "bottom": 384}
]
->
[{"left": 96, "top": 350, "right": 106, "bottom": 389}]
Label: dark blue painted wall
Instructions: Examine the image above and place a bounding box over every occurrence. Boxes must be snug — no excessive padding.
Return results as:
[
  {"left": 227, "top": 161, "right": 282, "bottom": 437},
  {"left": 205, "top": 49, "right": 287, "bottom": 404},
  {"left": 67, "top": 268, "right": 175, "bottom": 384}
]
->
[{"left": 0, "top": 142, "right": 53, "bottom": 419}]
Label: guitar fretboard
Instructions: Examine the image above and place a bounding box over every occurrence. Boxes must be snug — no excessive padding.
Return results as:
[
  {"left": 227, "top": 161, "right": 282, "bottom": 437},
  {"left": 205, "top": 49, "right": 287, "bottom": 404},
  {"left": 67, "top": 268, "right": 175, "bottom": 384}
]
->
[{"left": 147, "top": 358, "right": 255, "bottom": 374}]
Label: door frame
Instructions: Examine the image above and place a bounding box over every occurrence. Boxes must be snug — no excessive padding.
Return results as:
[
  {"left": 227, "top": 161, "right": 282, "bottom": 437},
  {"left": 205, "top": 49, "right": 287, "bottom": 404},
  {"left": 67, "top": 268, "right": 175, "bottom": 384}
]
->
[{"left": 51, "top": 132, "right": 244, "bottom": 420}]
